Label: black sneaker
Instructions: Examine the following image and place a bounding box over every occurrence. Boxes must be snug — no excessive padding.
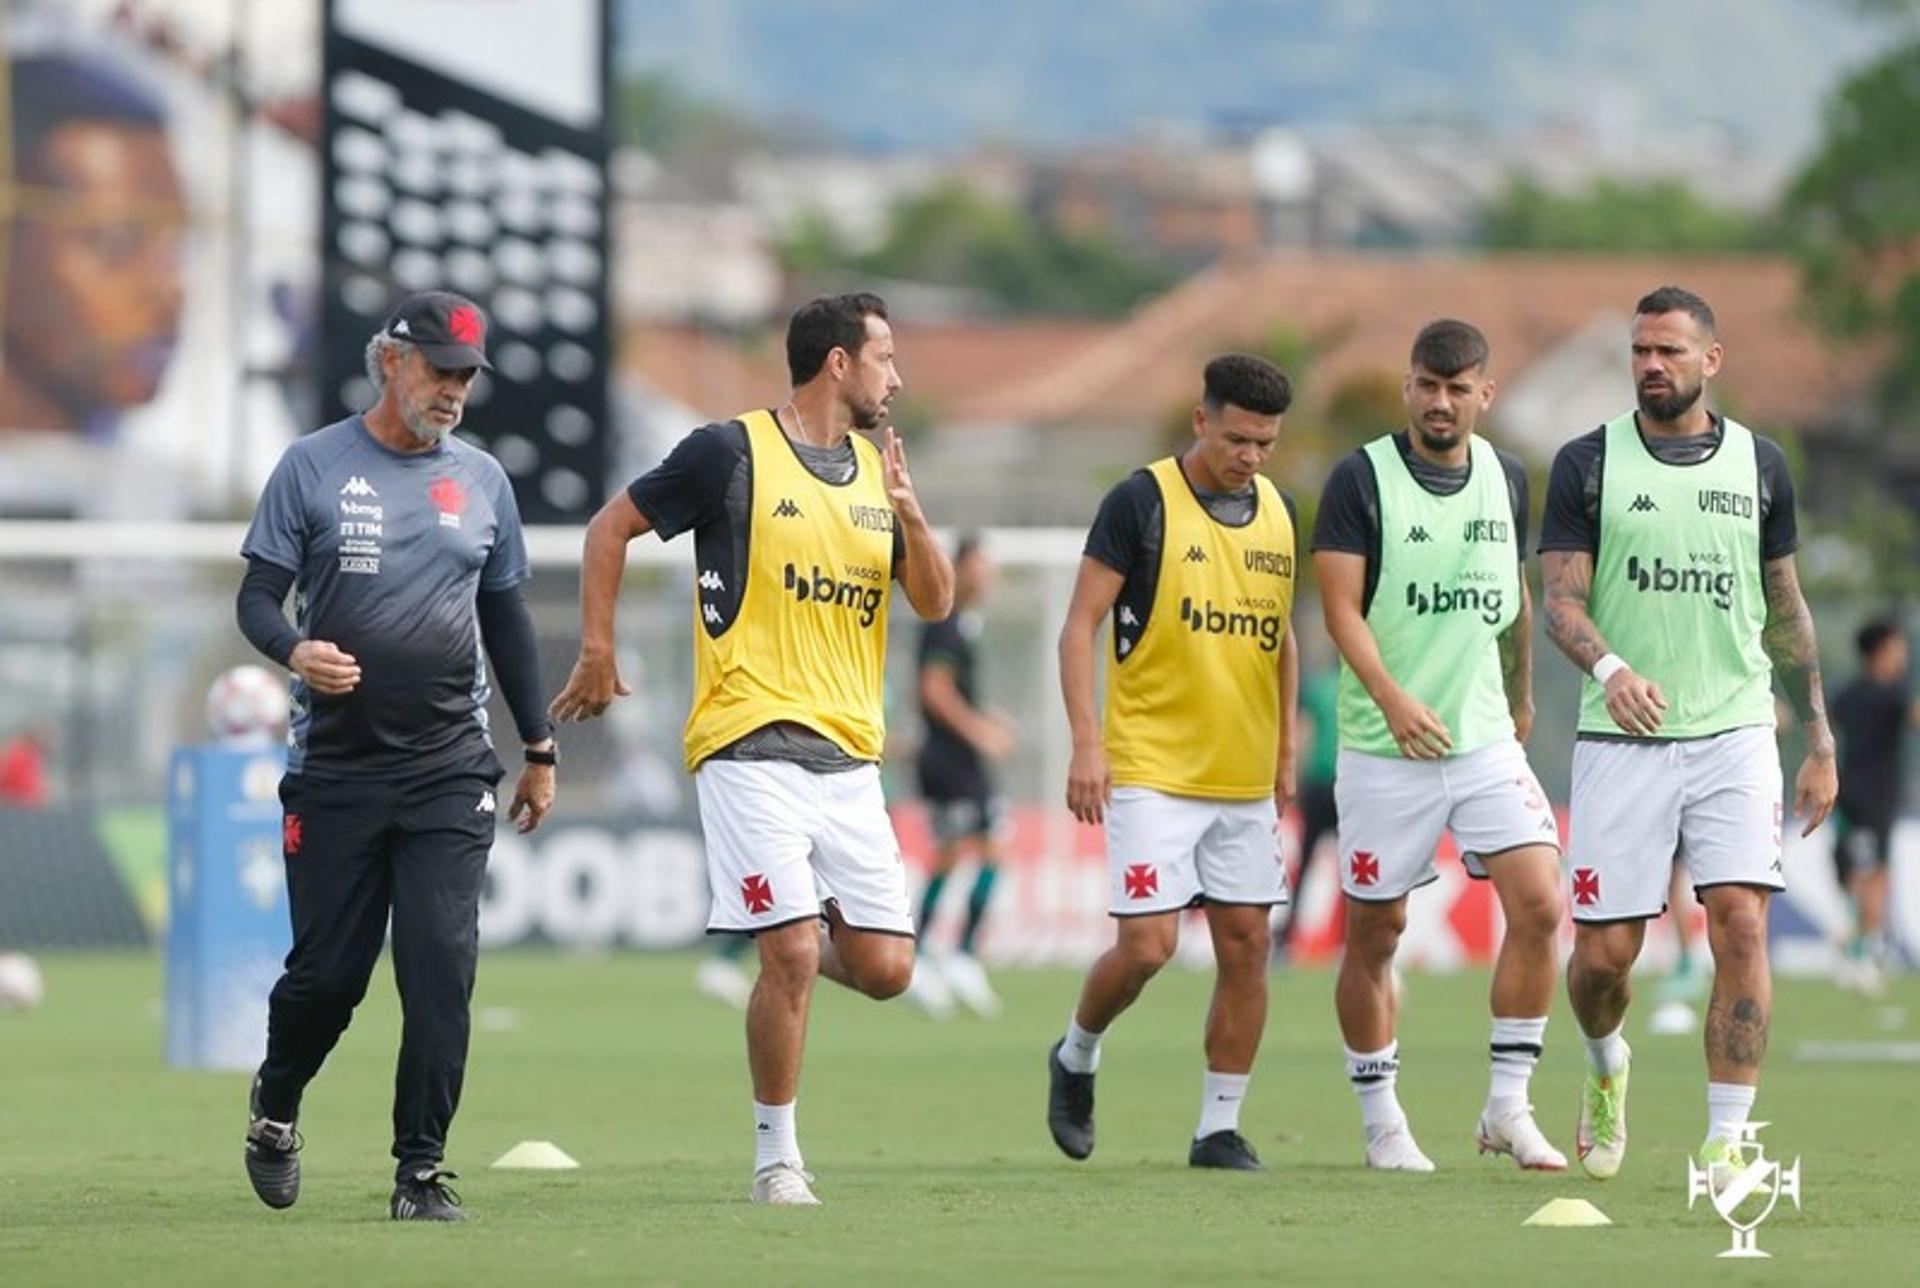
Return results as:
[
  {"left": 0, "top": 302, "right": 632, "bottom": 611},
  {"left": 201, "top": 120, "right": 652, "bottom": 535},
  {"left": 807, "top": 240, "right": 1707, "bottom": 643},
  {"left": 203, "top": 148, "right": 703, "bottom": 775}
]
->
[
  {"left": 244, "top": 1075, "right": 302, "bottom": 1210},
  {"left": 390, "top": 1167, "right": 468, "bottom": 1222},
  {"left": 1047, "top": 1039, "right": 1095, "bottom": 1160},
  {"left": 1189, "top": 1129, "right": 1264, "bottom": 1171}
]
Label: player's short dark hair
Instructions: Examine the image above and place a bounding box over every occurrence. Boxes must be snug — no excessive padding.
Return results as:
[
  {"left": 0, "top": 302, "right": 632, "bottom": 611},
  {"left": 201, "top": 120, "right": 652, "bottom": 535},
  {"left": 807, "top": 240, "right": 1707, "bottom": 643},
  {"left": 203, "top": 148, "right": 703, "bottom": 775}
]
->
[
  {"left": 786, "top": 293, "right": 889, "bottom": 385},
  {"left": 1635, "top": 285, "right": 1717, "bottom": 337},
  {"left": 1856, "top": 617, "right": 1902, "bottom": 660},
  {"left": 7, "top": 52, "right": 168, "bottom": 179},
  {"left": 1410, "top": 319, "right": 1490, "bottom": 377},
  {"left": 1202, "top": 354, "right": 1292, "bottom": 416}
]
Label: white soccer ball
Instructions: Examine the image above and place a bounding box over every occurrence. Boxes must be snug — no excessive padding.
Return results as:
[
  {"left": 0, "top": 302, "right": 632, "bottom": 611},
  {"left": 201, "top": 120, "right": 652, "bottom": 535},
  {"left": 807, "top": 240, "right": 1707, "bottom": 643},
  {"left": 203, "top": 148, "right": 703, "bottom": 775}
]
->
[
  {"left": 0, "top": 952, "right": 44, "bottom": 1011},
  {"left": 205, "top": 664, "right": 289, "bottom": 745}
]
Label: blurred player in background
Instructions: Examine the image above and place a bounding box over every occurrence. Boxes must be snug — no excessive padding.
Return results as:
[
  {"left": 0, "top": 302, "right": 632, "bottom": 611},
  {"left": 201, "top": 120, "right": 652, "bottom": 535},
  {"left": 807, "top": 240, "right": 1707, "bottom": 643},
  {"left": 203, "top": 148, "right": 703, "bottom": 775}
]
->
[
  {"left": 906, "top": 532, "right": 1015, "bottom": 1019},
  {"left": 1047, "top": 354, "right": 1298, "bottom": 1173},
  {"left": 1274, "top": 654, "right": 1340, "bottom": 959},
  {"left": 236, "top": 292, "right": 557, "bottom": 1222},
  {"left": 1314, "top": 320, "right": 1566, "bottom": 1173},
  {"left": 551, "top": 293, "right": 953, "bottom": 1206},
  {"left": 1830, "top": 618, "right": 1917, "bottom": 994},
  {"left": 1540, "top": 285, "right": 1836, "bottom": 1184}
]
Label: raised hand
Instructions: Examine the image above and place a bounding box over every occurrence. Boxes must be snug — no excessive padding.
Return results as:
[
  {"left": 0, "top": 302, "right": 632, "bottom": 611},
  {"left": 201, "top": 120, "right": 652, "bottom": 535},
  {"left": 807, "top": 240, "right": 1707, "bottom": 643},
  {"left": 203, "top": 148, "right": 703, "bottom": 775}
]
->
[{"left": 882, "top": 427, "right": 925, "bottom": 527}]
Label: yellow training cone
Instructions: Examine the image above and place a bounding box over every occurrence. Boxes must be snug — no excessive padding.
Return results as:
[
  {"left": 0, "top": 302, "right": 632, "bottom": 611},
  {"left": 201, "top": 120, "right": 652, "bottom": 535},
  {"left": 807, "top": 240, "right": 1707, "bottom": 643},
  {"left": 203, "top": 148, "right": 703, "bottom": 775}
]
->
[
  {"left": 491, "top": 1140, "right": 580, "bottom": 1170},
  {"left": 1524, "top": 1198, "right": 1611, "bottom": 1227}
]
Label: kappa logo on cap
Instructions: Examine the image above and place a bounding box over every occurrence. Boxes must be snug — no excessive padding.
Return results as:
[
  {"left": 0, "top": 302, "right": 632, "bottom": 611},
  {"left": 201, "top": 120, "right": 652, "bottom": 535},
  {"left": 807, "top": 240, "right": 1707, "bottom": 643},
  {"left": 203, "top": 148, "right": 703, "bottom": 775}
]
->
[{"left": 391, "top": 318, "right": 411, "bottom": 336}]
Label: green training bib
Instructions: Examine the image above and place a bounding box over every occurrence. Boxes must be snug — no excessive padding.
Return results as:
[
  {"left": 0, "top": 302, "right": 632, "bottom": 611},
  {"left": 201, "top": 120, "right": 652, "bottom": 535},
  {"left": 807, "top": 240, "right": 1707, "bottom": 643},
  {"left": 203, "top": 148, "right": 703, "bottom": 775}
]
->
[
  {"left": 1580, "top": 413, "right": 1773, "bottom": 738},
  {"left": 1337, "top": 434, "right": 1519, "bottom": 756}
]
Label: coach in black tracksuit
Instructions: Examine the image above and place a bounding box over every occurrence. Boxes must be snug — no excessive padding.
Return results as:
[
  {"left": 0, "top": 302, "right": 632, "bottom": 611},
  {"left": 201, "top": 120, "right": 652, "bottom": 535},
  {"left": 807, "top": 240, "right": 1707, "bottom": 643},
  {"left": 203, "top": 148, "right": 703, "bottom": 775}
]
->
[{"left": 234, "top": 292, "right": 556, "bottom": 1222}]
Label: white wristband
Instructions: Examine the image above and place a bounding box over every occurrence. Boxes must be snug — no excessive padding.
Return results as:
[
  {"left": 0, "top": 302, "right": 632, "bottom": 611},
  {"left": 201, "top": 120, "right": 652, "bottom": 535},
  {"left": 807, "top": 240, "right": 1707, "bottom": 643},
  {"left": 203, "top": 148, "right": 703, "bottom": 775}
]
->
[{"left": 1591, "top": 653, "right": 1629, "bottom": 686}]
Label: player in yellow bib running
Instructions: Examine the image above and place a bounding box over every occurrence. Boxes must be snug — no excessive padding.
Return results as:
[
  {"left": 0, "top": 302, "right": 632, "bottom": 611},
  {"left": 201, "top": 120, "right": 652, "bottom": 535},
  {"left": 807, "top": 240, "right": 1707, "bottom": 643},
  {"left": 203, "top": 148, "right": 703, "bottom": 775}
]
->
[
  {"left": 550, "top": 294, "right": 954, "bottom": 1206},
  {"left": 1540, "top": 286, "right": 1837, "bottom": 1184},
  {"left": 1046, "top": 355, "right": 1299, "bottom": 1172}
]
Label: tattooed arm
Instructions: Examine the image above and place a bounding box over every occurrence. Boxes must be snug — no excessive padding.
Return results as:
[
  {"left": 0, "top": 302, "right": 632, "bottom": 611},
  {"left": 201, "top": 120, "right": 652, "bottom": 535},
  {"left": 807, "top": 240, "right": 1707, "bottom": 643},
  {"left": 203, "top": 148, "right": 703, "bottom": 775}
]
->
[
  {"left": 1541, "top": 549, "right": 1668, "bottom": 735},
  {"left": 1498, "top": 575, "right": 1535, "bottom": 743},
  {"left": 1762, "top": 555, "right": 1838, "bottom": 834}
]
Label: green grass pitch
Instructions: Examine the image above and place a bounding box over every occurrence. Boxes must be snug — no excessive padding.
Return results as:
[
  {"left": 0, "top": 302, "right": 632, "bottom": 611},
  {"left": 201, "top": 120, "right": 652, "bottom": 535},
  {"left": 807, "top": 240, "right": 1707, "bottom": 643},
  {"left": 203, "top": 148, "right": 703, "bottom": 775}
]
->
[{"left": 2, "top": 951, "right": 1914, "bottom": 1285}]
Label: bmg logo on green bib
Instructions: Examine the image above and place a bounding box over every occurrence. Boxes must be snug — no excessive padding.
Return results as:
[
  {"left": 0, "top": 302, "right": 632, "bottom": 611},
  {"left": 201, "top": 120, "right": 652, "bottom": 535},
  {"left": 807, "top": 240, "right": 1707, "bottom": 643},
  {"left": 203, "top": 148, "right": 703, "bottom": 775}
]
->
[
  {"left": 1402, "top": 579, "right": 1505, "bottom": 625},
  {"left": 1625, "top": 555, "right": 1735, "bottom": 611}
]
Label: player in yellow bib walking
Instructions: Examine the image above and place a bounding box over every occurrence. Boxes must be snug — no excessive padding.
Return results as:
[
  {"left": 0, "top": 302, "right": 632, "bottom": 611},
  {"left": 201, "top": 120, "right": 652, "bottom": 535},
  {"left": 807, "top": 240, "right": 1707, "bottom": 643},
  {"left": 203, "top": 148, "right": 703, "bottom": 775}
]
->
[
  {"left": 1540, "top": 286, "right": 1837, "bottom": 1184},
  {"left": 1046, "top": 355, "right": 1299, "bottom": 1172},
  {"left": 550, "top": 294, "right": 954, "bottom": 1205}
]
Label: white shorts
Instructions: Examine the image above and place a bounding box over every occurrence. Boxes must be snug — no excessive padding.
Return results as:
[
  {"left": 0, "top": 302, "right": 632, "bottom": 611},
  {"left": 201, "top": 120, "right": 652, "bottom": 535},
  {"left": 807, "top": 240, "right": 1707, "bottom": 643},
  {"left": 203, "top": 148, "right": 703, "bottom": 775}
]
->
[
  {"left": 1334, "top": 739, "right": 1560, "bottom": 902},
  {"left": 1567, "top": 726, "right": 1784, "bottom": 923},
  {"left": 1104, "top": 786, "right": 1288, "bottom": 916},
  {"left": 695, "top": 760, "right": 914, "bottom": 936}
]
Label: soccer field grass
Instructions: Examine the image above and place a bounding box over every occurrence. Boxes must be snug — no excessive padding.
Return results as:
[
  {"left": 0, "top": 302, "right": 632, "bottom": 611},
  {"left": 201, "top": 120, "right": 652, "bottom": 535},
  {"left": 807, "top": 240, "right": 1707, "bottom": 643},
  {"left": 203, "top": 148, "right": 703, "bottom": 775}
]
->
[{"left": 2, "top": 951, "right": 1913, "bottom": 1285}]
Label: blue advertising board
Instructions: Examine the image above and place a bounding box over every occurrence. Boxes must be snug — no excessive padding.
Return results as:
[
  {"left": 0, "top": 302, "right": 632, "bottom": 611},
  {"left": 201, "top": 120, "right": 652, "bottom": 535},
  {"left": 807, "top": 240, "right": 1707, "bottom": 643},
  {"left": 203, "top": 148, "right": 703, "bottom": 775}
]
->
[{"left": 165, "top": 746, "right": 290, "bottom": 1070}]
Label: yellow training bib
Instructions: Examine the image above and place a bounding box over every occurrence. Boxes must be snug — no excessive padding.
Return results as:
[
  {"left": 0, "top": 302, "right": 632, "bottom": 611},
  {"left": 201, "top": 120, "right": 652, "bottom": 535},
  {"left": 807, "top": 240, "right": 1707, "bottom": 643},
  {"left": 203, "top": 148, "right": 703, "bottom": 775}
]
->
[
  {"left": 682, "top": 410, "right": 895, "bottom": 769},
  {"left": 1104, "top": 457, "right": 1296, "bottom": 800}
]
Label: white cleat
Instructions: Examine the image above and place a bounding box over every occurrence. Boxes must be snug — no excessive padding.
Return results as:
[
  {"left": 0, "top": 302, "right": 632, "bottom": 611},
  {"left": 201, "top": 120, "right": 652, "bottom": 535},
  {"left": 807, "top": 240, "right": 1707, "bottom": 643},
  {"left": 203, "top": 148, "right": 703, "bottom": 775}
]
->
[
  {"left": 1476, "top": 1105, "right": 1568, "bottom": 1171},
  {"left": 749, "top": 1162, "right": 820, "bottom": 1206},
  {"left": 906, "top": 956, "right": 956, "bottom": 1019},
  {"left": 939, "top": 952, "right": 1002, "bottom": 1018},
  {"left": 695, "top": 956, "right": 753, "bottom": 1010},
  {"left": 1365, "top": 1123, "right": 1436, "bottom": 1172}
]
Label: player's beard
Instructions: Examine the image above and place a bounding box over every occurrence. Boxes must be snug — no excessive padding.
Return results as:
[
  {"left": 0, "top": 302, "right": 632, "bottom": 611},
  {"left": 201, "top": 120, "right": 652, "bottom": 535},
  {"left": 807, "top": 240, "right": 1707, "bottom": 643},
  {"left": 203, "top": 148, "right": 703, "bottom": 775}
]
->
[
  {"left": 1415, "top": 416, "right": 1459, "bottom": 454},
  {"left": 848, "top": 392, "right": 888, "bottom": 431},
  {"left": 1637, "top": 376, "right": 1703, "bottom": 423}
]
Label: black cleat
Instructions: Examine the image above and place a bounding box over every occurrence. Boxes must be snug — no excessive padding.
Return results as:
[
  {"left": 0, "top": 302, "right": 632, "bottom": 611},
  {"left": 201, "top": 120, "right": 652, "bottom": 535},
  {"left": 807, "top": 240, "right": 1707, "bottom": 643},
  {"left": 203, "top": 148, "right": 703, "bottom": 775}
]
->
[
  {"left": 390, "top": 1167, "right": 469, "bottom": 1222},
  {"left": 1047, "top": 1039, "right": 1096, "bottom": 1160},
  {"left": 1189, "top": 1129, "right": 1265, "bottom": 1171},
  {"left": 244, "top": 1076, "right": 302, "bottom": 1210}
]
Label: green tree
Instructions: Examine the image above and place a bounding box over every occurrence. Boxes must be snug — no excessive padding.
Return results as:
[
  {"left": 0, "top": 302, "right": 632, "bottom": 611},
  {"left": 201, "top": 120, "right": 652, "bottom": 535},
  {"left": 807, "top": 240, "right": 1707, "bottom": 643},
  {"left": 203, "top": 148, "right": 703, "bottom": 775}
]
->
[
  {"left": 778, "top": 182, "right": 1174, "bottom": 319},
  {"left": 1481, "top": 176, "right": 1773, "bottom": 252},
  {"left": 1783, "top": 38, "right": 1920, "bottom": 409}
]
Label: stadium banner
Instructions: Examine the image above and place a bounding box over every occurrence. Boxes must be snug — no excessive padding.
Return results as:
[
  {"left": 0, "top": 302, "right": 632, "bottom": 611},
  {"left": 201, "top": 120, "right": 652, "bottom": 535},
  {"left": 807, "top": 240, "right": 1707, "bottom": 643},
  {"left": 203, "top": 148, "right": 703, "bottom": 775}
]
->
[
  {"left": 319, "top": 0, "right": 614, "bottom": 524},
  {"left": 0, "top": 2, "right": 319, "bottom": 520}
]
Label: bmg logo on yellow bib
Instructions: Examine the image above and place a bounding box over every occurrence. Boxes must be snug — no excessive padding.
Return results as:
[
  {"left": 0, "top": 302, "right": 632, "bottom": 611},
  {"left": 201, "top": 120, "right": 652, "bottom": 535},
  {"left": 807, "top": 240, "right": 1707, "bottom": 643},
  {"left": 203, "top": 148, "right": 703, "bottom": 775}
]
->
[
  {"left": 1177, "top": 595, "right": 1284, "bottom": 651},
  {"left": 783, "top": 562, "right": 885, "bottom": 628}
]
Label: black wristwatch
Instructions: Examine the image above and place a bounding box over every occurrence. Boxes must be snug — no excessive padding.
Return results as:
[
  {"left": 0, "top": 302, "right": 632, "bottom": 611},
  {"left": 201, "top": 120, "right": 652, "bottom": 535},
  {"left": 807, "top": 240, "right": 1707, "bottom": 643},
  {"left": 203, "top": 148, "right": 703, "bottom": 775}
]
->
[{"left": 524, "top": 744, "right": 559, "bottom": 767}]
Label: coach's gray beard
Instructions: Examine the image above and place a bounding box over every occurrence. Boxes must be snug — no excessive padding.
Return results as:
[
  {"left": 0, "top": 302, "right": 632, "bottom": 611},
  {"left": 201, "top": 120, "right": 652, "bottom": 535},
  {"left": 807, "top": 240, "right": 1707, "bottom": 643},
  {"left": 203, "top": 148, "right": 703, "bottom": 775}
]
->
[{"left": 403, "top": 404, "right": 453, "bottom": 445}]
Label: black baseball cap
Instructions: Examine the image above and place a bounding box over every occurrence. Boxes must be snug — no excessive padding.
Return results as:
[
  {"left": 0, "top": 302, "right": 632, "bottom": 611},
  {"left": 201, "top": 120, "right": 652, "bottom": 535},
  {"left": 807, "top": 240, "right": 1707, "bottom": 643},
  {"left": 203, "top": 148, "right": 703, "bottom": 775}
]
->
[{"left": 384, "top": 291, "right": 492, "bottom": 370}]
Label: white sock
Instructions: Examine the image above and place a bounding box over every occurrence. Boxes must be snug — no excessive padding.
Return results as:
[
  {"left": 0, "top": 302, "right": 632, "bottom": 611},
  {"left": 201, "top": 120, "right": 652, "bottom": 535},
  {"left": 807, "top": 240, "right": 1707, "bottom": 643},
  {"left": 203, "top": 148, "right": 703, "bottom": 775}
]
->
[
  {"left": 1059, "top": 1016, "right": 1103, "bottom": 1074},
  {"left": 1705, "top": 1082, "right": 1756, "bottom": 1143},
  {"left": 1583, "top": 1023, "right": 1629, "bottom": 1077},
  {"left": 753, "top": 1100, "right": 801, "bottom": 1173},
  {"left": 1345, "top": 1042, "right": 1405, "bottom": 1140},
  {"left": 1196, "top": 1070, "right": 1250, "bottom": 1139},
  {"left": 1487, "top": 1016, "right": 1548, "bottom": 1114}
]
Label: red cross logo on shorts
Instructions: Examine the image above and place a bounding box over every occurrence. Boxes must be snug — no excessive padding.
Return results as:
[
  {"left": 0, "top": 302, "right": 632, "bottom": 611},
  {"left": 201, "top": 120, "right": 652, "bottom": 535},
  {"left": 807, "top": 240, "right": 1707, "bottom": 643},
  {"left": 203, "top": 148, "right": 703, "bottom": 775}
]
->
[
  {"left": 282, "top": 813, "right": 302, "bottom": 856},
  {"left": 1573, "top": 868, "right": 1601, "bottom": 906},
  {"left": 1123, "top": 863, "right": 1158, "bottom": 900},
  {"left": 741, "top": 873, "right": 775, "bottom": 915},
  {"left": 1350, "top": 851, "right": 1379, "bottom": 887}
]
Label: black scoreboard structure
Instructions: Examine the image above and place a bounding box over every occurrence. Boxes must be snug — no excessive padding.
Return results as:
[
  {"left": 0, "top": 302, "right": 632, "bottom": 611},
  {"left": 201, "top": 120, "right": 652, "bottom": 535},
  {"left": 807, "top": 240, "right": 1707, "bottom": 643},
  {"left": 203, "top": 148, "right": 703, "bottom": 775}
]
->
[{"left": 319, "top": 0, "right": 612, "bottom": 523}]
